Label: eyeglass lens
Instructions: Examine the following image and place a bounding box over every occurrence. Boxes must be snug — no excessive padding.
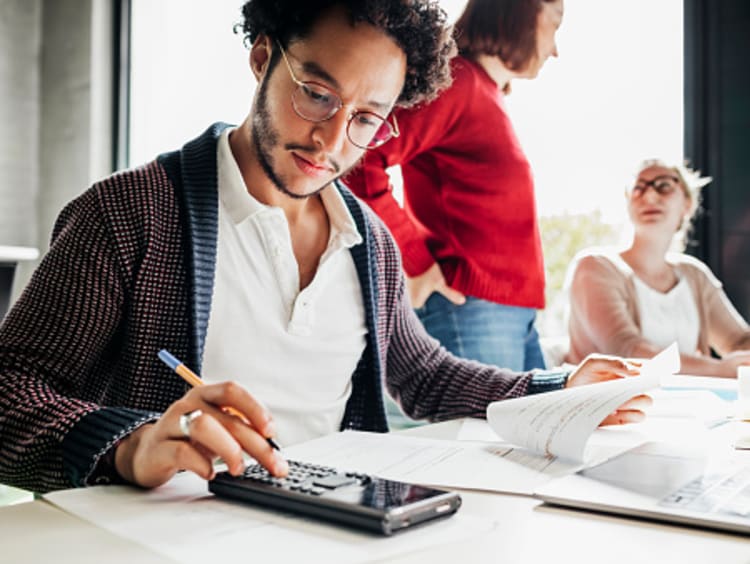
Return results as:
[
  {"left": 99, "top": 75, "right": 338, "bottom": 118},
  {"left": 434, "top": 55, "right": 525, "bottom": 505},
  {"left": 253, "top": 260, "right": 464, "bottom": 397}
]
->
[
  {"left": 632, "top": 175, "right": 680, "bottom": 196},
  {"left": 282, "top": 43, "right": 393, "bottom": 149},
  {"left": 292, "top": 84, "right": 391, "bottom": 148}
]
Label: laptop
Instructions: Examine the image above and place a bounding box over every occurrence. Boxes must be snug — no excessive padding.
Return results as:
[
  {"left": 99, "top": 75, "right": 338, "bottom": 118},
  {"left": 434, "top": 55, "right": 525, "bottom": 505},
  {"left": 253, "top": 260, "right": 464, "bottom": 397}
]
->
[{"left": 535, "top": 442, "right": 750, "bottom": 535}]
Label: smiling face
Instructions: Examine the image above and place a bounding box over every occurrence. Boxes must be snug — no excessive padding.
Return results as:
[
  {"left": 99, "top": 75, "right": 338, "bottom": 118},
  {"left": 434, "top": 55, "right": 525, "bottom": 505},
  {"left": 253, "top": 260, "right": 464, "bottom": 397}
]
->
[
  {"left": 245, "top": 6, "right": 406, "bottom": 202},
  {"left": 628, "top": 165, "right": 692, "bottom": 236},
  {"left": 519, "top": 0, "right": 563, "bottom": 79}
]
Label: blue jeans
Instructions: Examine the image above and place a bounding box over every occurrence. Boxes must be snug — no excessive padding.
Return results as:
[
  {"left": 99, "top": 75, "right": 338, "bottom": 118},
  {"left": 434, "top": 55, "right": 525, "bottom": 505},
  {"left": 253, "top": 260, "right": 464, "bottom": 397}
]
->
[{"left": 415, "top": 294, "right": 546, "bottom": 372}]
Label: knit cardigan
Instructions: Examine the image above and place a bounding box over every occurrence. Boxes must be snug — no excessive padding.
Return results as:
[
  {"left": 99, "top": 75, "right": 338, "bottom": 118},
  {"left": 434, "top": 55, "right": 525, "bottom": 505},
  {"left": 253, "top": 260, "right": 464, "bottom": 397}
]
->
[
  {"left": 566, "top": 248, "right": 750, "bottom": 363},
  {"left": 0, "top": 123, "right": 564, "bottom": 493}
]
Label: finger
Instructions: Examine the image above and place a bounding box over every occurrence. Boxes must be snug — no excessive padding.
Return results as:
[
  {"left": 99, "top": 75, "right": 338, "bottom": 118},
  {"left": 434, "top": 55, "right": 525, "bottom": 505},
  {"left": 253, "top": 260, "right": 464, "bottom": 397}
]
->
[
  {"left": 212, "top": 408, "right": 288, "bottom": 478},
  {"left": 171, "top": 440, "right": 217, "bottom": 480},
  {"left": 599, "top": 409, "right": 646, "bottom": 427},
  {"left": 199, "top": 382, "right": 276, "bottom": 440},
  {"left": 619, "top": 394, "right": 653, "bottom": 411},
  {"left": 410, "top": 290, "right": 428, "bottom": 309},
  {"left": 587, "top": 370, "right": 624, "bottom": 383},
  {"left": 438, "top": 285, "right": 466, "bottom": 305},
  {"left": 136, "top": 439, "right": 215, "bottom": 486},
  {"left": 183, "top": 409, "right": 248, "bottom": 476}
]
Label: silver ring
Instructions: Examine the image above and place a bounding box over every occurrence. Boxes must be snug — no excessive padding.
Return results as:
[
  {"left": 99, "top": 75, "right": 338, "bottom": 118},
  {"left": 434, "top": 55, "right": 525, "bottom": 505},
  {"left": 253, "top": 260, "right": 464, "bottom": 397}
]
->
[{"left": 178, "top": 409, "right": 203, "bottom": 439}]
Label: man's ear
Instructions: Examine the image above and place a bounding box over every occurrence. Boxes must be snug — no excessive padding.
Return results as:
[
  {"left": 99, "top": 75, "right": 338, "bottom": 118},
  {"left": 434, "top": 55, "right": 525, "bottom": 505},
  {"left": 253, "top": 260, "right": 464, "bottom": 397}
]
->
[{"left": 250, "top": 35, "right": 272, "bottom": 80}]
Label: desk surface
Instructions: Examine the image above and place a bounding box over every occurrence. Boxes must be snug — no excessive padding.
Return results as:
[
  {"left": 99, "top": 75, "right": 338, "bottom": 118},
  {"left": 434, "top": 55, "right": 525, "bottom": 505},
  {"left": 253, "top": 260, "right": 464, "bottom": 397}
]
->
[{"left": 2, "top": 413, "right": 750, "bottom": 563}]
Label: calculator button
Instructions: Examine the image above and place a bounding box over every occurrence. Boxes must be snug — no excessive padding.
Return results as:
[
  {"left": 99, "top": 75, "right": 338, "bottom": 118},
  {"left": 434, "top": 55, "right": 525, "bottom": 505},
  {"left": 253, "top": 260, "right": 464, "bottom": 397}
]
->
[{"left": 313, "top": 474, "right": 358, "bottom": 489}]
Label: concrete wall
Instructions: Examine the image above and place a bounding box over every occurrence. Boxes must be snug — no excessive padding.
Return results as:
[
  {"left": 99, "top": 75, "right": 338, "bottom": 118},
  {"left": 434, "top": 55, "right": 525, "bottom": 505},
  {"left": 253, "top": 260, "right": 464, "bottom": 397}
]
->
[
  {"left": 0, "top": 0, "right": 113, "bottom": 300},
  {"left": 0, "top": 0, "right": 41, "bottom": 248}
]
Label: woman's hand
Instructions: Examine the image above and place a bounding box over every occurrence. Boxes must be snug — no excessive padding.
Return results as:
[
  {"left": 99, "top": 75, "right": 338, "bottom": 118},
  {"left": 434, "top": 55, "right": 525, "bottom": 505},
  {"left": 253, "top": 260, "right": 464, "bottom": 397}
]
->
[
  {"left": 406, "top": 262, "right": 465, "bottom": 309},
  {"left": 566, "top": 354, "right": 652, "bottom": 426},
  {"left": 115, "top": 382, "right": 287, "bottom": 488},
  {"left": 715, "top": 351, "right": 750, "bottom": 378}
]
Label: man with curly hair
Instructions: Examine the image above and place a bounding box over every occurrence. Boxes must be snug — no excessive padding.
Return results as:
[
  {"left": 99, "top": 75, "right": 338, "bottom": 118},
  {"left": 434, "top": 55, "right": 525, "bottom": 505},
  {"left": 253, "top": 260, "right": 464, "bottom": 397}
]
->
[{"left": 0, "top": 0, "right": 648, "bottom": 494}]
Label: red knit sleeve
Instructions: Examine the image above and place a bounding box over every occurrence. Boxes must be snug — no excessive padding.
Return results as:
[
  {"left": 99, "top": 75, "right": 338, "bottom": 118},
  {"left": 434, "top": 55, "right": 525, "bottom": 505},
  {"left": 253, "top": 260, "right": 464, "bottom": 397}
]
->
[{"left": 344, "top": 65, "right": 466, "bottom": 276}]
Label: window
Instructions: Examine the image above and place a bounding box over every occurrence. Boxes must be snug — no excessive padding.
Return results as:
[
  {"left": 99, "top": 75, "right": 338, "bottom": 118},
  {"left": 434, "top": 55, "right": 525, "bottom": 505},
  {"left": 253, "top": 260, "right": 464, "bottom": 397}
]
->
[
  {"left": 507, "top": 0, "right": 683, "bottom": 334},
  {"left": 129, "top": 0, "right": 254, "bottom": 167},
  {"left": 128, "top": 0, "right": 683, "bottom": 337}
]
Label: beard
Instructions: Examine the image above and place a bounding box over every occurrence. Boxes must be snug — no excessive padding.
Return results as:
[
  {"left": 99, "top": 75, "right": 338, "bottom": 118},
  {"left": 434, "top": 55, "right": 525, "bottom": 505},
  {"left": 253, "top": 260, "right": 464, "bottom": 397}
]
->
[{"left": 251, "top": 77, "right": 348, "bottom": 200}]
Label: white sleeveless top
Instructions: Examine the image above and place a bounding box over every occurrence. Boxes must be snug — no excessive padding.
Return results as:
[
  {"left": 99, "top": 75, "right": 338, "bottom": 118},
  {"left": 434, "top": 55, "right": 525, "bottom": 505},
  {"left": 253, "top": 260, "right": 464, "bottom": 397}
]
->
[{"left": 633, "top": 274, "right": 700, "bottom": 354}]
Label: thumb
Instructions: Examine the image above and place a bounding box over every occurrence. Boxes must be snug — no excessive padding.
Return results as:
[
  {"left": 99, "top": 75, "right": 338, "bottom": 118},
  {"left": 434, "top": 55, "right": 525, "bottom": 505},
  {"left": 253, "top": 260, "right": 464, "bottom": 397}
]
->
[{"left": 438, "top": 285, "right": 466, "bottom": 306}]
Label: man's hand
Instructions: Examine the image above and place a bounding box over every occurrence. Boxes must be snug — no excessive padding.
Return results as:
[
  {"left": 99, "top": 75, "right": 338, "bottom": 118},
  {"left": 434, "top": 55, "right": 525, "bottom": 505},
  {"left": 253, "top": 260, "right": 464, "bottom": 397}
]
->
[
  {"left": 407, "top": 262, "right": 466, "bottom": 308},
  {"left": 115, "top": 382, "right": 287, "bottom": 488},
  {"left": 566, "top": 354, "right": 652, "bottom": 426}
]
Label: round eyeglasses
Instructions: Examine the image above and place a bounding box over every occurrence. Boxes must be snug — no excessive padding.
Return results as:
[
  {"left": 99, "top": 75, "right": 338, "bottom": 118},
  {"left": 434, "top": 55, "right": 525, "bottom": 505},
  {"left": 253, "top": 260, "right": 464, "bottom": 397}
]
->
[
  {"left": 277, "top": 41, "right": 399, "bottom": 150},
  {"left": 630, "top": 175, "right": 681, "bottom": 198}
]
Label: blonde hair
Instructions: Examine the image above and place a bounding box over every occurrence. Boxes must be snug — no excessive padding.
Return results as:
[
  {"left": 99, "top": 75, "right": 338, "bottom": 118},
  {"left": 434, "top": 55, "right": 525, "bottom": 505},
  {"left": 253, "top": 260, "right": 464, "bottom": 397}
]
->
[{"left": 634, "top": 158, "right": 712, "bottom": 248}]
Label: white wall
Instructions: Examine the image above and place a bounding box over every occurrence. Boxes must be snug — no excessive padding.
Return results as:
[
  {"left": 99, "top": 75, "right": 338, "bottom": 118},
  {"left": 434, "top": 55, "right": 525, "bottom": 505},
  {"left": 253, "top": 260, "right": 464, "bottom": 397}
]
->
[
  {"left": 0, "top": 0, "right": 113, "bottom": 300},
  {"left": 0, "top": 0, "right": 41, "bottom": 248}
]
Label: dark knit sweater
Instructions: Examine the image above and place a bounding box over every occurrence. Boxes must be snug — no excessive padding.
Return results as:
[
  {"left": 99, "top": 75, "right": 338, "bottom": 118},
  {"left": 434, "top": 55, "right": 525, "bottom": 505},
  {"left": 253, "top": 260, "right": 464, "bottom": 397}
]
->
[{"left": 0, "top": 123, "right": 564, "bottom": 493}]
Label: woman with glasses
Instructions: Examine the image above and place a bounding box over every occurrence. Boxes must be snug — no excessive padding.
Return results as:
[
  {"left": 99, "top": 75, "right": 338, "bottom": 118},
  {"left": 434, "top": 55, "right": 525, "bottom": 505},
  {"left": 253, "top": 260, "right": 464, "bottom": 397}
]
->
[
  {"left": 344, "top": 0, "right": 564, "bottom": 373},
  {"left": 565, "top": 159, "right": 750, "bottom": 377}
]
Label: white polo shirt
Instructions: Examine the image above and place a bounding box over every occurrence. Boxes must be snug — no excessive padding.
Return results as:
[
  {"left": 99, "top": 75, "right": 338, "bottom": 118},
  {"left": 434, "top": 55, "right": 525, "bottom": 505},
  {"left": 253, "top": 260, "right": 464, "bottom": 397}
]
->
[{"left": 201, "top": 129, "right": 367, "bottom": 446}]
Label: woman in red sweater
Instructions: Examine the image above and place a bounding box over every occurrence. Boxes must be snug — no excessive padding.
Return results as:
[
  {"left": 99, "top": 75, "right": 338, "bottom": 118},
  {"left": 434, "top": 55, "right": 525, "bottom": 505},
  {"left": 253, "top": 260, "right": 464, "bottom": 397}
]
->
[{"left": 344, "top": 0, "right": 563, "bottom": 371}]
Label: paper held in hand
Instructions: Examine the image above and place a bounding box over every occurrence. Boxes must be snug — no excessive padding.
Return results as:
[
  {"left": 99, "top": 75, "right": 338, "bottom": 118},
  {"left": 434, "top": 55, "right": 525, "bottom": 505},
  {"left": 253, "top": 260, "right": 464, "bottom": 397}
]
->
[{"left": 486, "top": 343, "right": 680, "bottom": 463}]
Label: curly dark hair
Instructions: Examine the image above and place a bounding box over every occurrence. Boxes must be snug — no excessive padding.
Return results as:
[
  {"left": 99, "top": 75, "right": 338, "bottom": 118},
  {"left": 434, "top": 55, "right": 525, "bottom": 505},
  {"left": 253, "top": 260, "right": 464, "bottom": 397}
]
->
[{"left": 237, "top": 0, "right": 455, "bottom": 107}]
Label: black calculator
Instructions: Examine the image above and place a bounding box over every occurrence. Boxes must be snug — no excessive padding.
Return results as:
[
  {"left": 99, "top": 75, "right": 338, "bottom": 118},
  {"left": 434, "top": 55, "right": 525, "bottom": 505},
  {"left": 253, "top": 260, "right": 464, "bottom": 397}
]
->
[{"left": 208, "top": 459, "right": 461, "bottom": 535}]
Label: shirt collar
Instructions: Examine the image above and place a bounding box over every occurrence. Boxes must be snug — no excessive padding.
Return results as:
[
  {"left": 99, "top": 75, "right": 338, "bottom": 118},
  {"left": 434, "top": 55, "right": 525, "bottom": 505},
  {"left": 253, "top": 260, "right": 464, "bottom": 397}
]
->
[{"left": 217, "top": 129, "right": 362, "bottom": 247}]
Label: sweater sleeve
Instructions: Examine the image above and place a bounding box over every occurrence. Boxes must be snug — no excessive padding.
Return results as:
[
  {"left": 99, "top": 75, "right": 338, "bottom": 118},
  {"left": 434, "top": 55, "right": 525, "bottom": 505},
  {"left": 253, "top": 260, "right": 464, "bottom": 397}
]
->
[
  {"left": 0, "top": 189, "right": 158, "bottom": 493},
  {"left": 690, "top": 261, "right": 750, "bottom": 353},
  {"left": 567, "top": 254, "right": 648, "bottom": 359},
  {"left": 344, "top": 86, "right": 462, "bottom": 277}
]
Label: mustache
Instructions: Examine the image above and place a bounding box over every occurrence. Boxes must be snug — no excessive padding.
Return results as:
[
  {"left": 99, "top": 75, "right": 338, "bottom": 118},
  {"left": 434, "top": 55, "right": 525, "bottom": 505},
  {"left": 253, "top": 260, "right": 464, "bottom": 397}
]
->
[{"left": 284, "top": 143, "right": 340, "bottom": 173}]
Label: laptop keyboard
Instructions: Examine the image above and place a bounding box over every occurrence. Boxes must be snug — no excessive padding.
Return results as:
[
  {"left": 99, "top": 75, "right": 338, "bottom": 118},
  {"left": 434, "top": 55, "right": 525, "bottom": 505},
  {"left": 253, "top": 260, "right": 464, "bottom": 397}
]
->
[{"left": 660, "top": 467, "right": 750, "bottom": 517}]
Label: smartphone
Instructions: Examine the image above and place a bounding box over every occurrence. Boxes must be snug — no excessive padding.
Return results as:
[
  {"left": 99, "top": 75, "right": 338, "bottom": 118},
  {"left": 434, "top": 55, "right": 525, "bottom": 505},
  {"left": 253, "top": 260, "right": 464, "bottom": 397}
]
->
[{"left": 208, "top": 459, "right": 461, "bottom": 535}]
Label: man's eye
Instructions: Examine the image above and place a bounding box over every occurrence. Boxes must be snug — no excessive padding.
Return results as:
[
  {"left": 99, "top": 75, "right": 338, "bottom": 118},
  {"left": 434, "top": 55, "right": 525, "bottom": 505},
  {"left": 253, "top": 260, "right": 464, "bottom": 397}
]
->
[
  {"left": 353, "top": 113, "right": 380, "bottom": 128},
  {"left": 302, "top": 84, "right": 332, "bottom": 105}
]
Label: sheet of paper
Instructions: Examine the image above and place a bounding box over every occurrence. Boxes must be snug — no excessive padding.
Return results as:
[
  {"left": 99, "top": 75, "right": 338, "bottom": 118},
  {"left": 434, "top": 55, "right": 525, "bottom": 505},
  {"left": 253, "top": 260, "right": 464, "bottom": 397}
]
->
[
  {"left": 486, "top": 343, "right": 680, "bottom": 463},
  {"left": 286, "top": 431, "right": 579, "bottom": 495},
  {"left": 646, "top": 388, "right": 732, "bottom": 425},
  {"left": 44, "top": 471, "right": 491, "bottom": 564}
]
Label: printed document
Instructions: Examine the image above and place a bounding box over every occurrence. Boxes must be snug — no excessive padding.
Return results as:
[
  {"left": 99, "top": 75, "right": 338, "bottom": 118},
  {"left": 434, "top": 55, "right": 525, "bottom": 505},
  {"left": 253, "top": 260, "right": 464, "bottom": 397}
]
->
[
  {"left": 487, "top": 343, "right": 679, "bottom": 462},
  {"left": 44, "top": 471, "right": 491, "bottom": 564},
  {"left": 287, "top": 431, "right": 580, "bottom": 495}
]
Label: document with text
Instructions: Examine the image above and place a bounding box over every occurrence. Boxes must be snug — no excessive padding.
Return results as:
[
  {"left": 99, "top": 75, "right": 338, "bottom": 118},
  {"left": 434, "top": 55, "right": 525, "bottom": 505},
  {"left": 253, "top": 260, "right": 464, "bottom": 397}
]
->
[
  {"left": 286, "top": 431, "right": 580, "bottom": 495},
  {"left": 44, "top": 471, "right": 492, "bottom": 564},
  {"left": 487, "top": 343, "right": 680, "bottom": 462}
]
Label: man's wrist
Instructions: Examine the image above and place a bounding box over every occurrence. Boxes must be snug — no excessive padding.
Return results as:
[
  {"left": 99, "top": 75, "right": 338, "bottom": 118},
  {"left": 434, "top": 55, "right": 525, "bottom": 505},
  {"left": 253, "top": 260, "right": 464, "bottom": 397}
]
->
[
  {"left": 114, "top": 423, "right": 151, "bottom": 485},
  {"left": 527, "top": 368, "right": 572, "bottom": 395}
]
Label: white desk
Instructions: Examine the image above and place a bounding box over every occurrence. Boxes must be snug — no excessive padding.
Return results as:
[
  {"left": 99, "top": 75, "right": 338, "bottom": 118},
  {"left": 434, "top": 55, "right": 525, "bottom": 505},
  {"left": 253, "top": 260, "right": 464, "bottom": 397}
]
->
[{"left": 2, "top": 402, "right": 750, "bottom": 563}]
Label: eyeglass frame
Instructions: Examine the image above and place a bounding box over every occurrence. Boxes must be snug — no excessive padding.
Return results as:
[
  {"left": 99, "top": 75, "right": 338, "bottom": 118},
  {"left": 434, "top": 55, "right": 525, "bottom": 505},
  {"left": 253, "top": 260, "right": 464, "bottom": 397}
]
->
[
  {"left": 275, "top": 40, "right": 400, "bottom": 150},
  {"left": 630, "top": 175, "right": 683, "bottom": 198}
]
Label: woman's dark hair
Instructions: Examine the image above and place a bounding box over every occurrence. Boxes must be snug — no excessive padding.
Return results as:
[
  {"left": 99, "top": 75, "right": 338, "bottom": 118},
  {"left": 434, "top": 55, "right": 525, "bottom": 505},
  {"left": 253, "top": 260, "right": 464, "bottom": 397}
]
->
[
  {"left": 455, "top": 0, "right": 552, "bottom": 71},
  {"left": 237, "top": 0, "right": 455, "bottom": 107}
]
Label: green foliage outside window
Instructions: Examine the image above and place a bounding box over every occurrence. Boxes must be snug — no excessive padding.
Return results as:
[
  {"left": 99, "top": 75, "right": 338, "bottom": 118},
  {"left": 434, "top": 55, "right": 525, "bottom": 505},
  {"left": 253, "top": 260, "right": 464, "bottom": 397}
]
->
[{"left": 537, "top": 211, "right": 621, "bottom": 337}]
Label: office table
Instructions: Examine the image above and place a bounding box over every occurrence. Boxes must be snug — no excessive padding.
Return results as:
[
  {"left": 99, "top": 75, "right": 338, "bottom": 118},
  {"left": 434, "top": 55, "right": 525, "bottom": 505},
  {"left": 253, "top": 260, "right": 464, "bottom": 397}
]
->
[{"left": 2, "top": 400, "right": 750, "bottom": 563}]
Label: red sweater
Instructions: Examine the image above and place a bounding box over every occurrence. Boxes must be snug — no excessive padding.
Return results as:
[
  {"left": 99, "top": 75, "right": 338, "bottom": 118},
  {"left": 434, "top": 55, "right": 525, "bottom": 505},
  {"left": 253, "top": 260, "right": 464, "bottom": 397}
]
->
[{"left": 345, "top": 56, "right": 545, "bottom": 309}]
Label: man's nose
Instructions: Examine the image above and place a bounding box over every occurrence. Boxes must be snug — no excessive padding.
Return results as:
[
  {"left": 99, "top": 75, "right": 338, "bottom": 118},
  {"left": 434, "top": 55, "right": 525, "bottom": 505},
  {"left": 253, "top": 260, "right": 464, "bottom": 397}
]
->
[{"left": 311, "top": 110, "right": 349, "bottom": 154}]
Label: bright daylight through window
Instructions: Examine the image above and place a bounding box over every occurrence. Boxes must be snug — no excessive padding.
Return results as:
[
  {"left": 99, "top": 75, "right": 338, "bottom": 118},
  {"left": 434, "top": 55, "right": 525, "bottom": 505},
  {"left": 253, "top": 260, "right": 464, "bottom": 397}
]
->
[{"left": 129, "top": 0, "right": 683, "bottom": 337}]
